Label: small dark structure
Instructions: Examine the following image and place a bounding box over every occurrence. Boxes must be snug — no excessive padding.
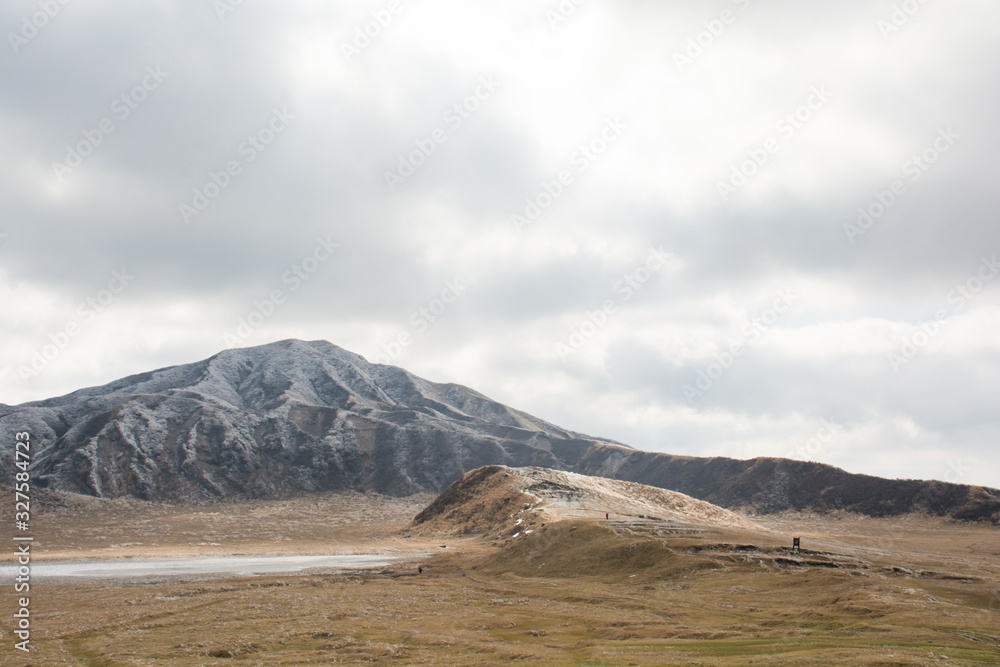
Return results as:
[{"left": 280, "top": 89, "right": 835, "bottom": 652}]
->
[{"left": 792, "top": 537, "right": 801, "bottom": 553}]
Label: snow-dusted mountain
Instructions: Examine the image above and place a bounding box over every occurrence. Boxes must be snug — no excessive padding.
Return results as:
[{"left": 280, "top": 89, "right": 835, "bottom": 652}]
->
[
  {"left": 1, "top": 339, "right": 997, "bottom": 522},
  {"left": 0, "top": 340, "right": 619, "bottom": 499}
]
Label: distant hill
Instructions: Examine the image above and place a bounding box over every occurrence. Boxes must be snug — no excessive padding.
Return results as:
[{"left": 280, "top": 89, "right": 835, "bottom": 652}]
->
[
  {"left": 1, "top": 339, "right": 997, "bottom": 522},
  {"left": 556, "top": 442, "right": 1000, "bottom": 523}
]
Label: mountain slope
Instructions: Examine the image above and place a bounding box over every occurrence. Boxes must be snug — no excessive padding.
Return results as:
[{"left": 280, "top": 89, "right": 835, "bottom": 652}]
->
[
  {"left": 1, "top": 339, "right": 997, "bottom": 522},
  {"left": 556, "top": 441, "right": 1000, "bottom": 522},
  {"left": 0, "top": 340, "right": 618, "bottom": 500}
]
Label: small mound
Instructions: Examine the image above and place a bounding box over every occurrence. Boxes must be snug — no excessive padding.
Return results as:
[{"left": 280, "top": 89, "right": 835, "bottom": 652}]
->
[
  {"left": 410, "top": 466, "right": 536, "bottom": 536},
  {"left": 410, "top": 465, "right": 757, "bottom": 536}
]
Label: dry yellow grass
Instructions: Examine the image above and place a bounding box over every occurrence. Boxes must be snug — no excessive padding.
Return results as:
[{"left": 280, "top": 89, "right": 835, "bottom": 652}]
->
[
  {"left": 1, "top": 491, "right": 998, "bottom": 665},
  {"left": 11, "top": 489, "right": 434, "bottom": 561}
]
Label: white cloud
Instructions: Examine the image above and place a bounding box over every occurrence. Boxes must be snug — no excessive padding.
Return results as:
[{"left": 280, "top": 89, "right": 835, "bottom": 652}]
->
[{"left": 1, "top": 0, "right": 998, "bottom": 487}]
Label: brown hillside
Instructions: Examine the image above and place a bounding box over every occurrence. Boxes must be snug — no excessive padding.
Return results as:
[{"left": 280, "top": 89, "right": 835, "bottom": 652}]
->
[
  {"left": 410, "top": 465, "right": 758, "bottom": 538},
  {"left": 410, "top": 466, "right": 537, "bottom": 537}
]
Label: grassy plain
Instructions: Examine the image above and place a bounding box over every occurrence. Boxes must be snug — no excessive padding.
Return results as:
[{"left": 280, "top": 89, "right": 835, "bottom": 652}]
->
[{"left": 1, "top": 491, "right": 998, "bottom": 665}]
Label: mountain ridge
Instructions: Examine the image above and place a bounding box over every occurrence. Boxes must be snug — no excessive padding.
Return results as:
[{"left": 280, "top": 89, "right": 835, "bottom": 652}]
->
[{"left": 1, "top": 339, "right": 997, "bottom": 523}]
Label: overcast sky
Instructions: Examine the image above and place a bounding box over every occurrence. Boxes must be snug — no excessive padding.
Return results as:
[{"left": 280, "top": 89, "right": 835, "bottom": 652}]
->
[{"left": 2, "top": 0, "right": 998, "bottom": 488}]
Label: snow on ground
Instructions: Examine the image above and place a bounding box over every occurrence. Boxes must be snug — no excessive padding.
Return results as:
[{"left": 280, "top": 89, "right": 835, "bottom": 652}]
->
[{"left": 508, "top": 467, "right": 759, "bottom": 531}]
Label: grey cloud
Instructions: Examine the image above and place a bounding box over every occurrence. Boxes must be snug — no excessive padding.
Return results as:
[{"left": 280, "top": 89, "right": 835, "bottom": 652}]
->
[{"left": 2, "top": 0, "right": 998, "bottom": 486}]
